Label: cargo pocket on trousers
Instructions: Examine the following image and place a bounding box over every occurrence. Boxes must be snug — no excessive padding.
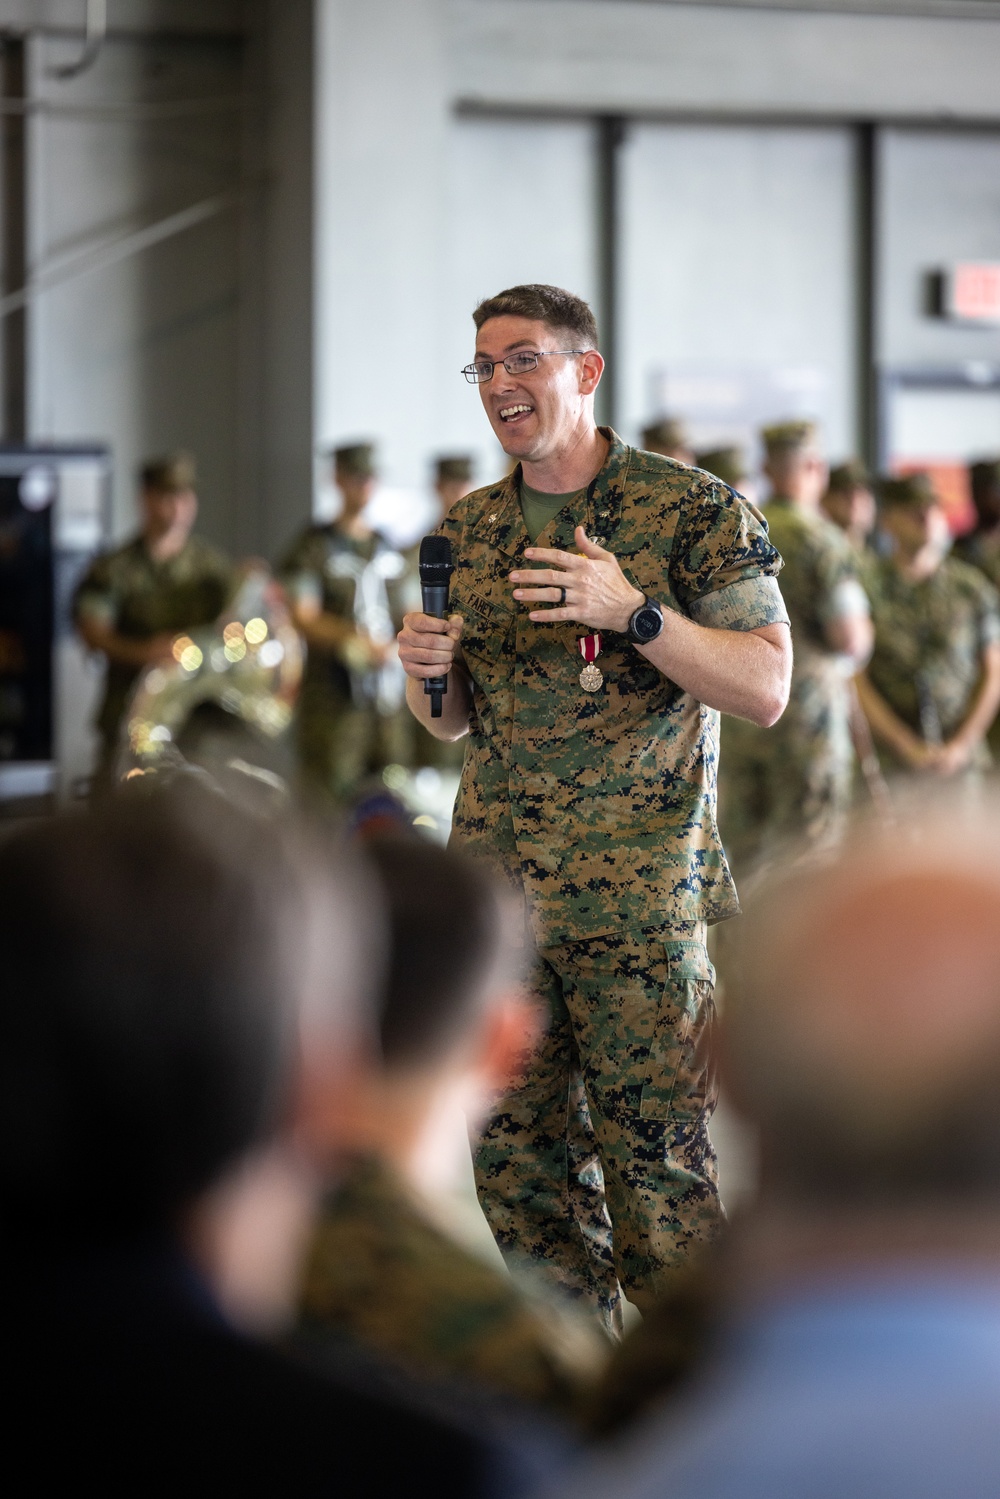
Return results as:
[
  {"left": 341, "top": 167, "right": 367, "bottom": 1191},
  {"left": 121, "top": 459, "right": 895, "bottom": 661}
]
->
[{"left": 639, "top": 941, "right": 717, "bottom": 1123}]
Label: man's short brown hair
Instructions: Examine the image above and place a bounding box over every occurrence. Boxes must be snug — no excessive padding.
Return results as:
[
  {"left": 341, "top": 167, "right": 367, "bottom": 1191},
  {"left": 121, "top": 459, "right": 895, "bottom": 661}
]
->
[{"left": 473, "top": 284, "right": 599, "bottom": 348}]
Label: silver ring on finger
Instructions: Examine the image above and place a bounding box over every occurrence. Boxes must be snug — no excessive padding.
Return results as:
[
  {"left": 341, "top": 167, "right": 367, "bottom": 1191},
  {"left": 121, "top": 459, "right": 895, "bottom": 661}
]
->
[{"left": 558, "top": 586, "right": 566, "bottom": 606}]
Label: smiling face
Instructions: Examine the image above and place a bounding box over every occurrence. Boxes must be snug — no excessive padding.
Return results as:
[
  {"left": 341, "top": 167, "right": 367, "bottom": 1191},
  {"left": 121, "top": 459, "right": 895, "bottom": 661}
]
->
[{"left": 474, "top": 315, "right": 603, "bottom": 464}]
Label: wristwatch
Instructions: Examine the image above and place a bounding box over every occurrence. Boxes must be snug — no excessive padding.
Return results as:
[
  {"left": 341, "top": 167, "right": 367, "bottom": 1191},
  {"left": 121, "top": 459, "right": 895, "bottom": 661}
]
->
[{"left": 626, "top": 595, "right": 664, "bottom": 644}]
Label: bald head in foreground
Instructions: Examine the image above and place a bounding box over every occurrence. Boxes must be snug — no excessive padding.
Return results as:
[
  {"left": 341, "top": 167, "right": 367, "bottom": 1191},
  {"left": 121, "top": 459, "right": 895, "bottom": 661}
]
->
[{"left": 558, "top": 802, "right": 1000, "bottom": 1499}]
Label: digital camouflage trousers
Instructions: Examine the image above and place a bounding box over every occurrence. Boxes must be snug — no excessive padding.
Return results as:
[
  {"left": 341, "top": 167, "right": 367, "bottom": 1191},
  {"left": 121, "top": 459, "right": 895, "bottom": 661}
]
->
[{"left": 474, "top": 923, "right": 722, "bottom": 1339}]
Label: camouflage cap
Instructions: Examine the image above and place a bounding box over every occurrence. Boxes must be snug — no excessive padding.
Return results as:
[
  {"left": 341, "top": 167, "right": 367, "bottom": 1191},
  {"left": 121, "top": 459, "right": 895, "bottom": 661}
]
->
[
  {"left": 827, "top": 458, "right": 871, "bottom": 493},
  {"left": 435, "top": 454, "right": 474, "bottom": 483},
  {"left": 761, "top": 420, "right": 817, "bottom": 456},
  {"left": 642, "top": 417, "right": 689, "bottom": 453},
  {"left": 332, "top": 442, "right": 376, "bottom": 477},
  {"left": 695, "top": 446, "right": 746, "bottom": 489},
  {"left": 878, "top": 471, "right": 939, "bottom": 510},
  {"left": 140, "top": 451, "right": 196, "bottom": 493}
]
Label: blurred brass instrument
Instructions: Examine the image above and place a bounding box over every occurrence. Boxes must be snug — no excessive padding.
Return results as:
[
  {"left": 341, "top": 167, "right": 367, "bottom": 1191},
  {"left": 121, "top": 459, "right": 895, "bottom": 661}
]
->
[{"left": 117, "top": 567, "right": 303, "bottom": 800}]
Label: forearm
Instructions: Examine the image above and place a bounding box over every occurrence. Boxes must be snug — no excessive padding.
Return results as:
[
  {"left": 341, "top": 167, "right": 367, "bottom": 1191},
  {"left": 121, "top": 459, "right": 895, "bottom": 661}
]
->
[
  {"left": 405, "top": 666, "right": 472, "bottom": 741},
  {"left": 950, "top": 649, "right": 1000, "bottom": 751},
  {"left": 854, "top": 672, "right": 925, "bottom": 760},
  {"left": 78, "top": 620, "right": 157, "bottom": 669},
  {"left": 637, "top": 615, "right": 790, "bottom": 726},
  {"left": 292, "top": 608, "right": 354, "bottom": 655}
]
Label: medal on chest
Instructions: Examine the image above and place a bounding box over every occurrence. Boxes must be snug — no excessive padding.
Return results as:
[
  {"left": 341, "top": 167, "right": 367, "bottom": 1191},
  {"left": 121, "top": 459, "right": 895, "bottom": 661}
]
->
[{"left": 578, "top": 632, "right": 604, "bottom": 692}]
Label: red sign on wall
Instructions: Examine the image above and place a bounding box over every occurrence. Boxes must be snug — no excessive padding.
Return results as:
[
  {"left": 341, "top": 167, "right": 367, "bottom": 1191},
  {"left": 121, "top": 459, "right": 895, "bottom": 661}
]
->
[{"left": 945, "top": 263, "right": 1000, "bottom": 325}]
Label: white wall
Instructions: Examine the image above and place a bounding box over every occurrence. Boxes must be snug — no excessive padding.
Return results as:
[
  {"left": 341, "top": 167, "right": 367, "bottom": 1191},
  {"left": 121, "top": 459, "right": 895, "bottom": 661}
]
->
[
  {"left": 449, "top": 0, "right": 1000, "bottom": 120},
  {"left": 619, "top": 123, "right": 857, "bottom": 463},
  {"left": 313, "top": 0, "right": 451, "bottom": 503},
  {"left": 311, "top": 0, "right": 1000, "bottom": 501},
  {"left": 878, "top": 128, "right": 1000, "bottom": 368}
]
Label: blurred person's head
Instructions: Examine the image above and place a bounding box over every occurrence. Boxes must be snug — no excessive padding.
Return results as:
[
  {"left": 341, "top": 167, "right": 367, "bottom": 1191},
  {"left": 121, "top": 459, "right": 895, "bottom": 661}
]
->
[
  {"left": 434, "top": 454, "right": 475, "bottom": 516},
  {"left": 822, "top": 459, "right": 876, "bottom": 546},
  {"left": 470, "top": 284, "right": 604, "bottom": 466},
  {"left": 879, "top": 472, "right": 949, "bottom": 567},
  {"left": 333, "top": 442, "right": 377, "bottom": 520},
  {"left": 695, "top": 446, "right": 747, "bottom": 492},
  {"left": 0, "top": 787, "right": 370, "bottom": 1262},
  {"left": 761, "top": 421, "right": 826, "bottom": 508},
  {"left": 643, "top": 418, "right": 694, "bottom": 466},
  {"left": 724, "top": 803, "right": 1000, "bottom": 1237},
  {"left": 970, "top": 458, "right": 1000, "bottom": 532},
  {"left": 140, "top": 452, "right": 198, "bottom": 554},
  {"left": 295, "top": 836, "right": 534, "bottom": 1197}
]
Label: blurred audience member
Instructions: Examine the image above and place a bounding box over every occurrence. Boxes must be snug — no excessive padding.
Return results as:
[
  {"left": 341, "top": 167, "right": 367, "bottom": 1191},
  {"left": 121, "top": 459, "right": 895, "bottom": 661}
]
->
[
  {"left": 954, "top": 457, "right": 1000, "bottom": 592},
  {"left": 74, "top": 452, "right": 234, "bottom": 792},
  {"left": 955, "top": 458, "right": 1000, "bottom": 763},
  {"left": 1, "top": 791, "right": 554, "bottom": 1494},
  {"left": 280, "top": 443, "right": 417, "bottom": 805},
  {"left": 719, "top": 421, "right": 872, "bottom": 878},
  {"left": 856, "top": 473, "right": 1000, "bottom": 784},
  {"left": 434, "top": 454, "right": 477, "bottom": 519},
  {"left": 549, "top": 805, "right": 1000, "bottom": 1497},
  {"left": 822, "top": 459, "right": 877, "bottom": 564},
  {"left": 295, "top": 836, "right": 606, "bottom": 1419},
  {"left": 694, "top": 447, "right": 747, "bottom": 494},
  {"left": 641, "top": 417, "right": 694, "bottom": 465}
]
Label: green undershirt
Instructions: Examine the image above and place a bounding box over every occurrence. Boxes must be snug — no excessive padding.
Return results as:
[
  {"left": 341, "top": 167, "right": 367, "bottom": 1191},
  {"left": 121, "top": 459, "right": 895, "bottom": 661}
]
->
[{"left": 519, "top": 481, "right": 587, "bottom": 544}]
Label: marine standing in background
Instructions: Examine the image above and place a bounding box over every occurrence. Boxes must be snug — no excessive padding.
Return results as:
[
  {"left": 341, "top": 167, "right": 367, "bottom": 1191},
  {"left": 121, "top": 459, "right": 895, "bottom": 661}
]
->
[
  {"left": 74, "top": 452, "right": 235, "bottom": 791},
  {"left": 641, "top": 417, "right": 694, "bottom": 466},
  {"left": 281, "top": 443, "right": 417, "bottom": 804},
  {"left": 398, "top": 283, "right": 791, "bottom": 1337},
  {"left": 433, "top": 454, "right": 477, "bottom": 518},
  {"left": 954, "top": 458, "right": 1000, "bottom": 762},
  {"left": 954, "top": 458, "right": 1000, "bottom": 590},
  {"left": 695, "top": 447, "right": 748, "bottom": 495},
  {"left": 821, "top": 459, "right": 878, "bottom": 586},
  {"left": 719, "top": 422, "right": 873, "bottom": 879},
  {"left": 856, "top": 473, "right": 1000, "bottom": 786}
]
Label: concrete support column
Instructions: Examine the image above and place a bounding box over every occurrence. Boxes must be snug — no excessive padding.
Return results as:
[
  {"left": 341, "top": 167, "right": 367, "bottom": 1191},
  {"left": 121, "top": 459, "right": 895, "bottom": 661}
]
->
[{"left": 314, "top": 0, "right": 450, "bottom": 493}]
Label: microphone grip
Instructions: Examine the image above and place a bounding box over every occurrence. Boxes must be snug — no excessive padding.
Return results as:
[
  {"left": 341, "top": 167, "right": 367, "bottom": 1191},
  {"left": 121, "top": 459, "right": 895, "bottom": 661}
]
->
[{"left": 421, "top": 582, "right": 450, "bottom": 718}]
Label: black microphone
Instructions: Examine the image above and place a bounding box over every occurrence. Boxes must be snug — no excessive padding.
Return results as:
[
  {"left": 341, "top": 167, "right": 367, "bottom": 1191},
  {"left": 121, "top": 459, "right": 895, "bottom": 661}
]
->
[{"left": 418, "top": 535, "right": 454, "bottom": 719}]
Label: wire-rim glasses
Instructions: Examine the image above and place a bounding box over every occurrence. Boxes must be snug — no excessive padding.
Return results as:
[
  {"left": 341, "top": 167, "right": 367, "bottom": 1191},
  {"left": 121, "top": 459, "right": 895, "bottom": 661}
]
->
[{"left": 461, "top": 349, "right": 590, "bottom": 384}]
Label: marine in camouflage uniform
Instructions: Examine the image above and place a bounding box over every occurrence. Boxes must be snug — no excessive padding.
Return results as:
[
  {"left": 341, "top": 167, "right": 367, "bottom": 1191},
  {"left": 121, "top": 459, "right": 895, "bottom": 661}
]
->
[
  {"left": 719, "top": 423, "right": 872, "bottom": 879},
  {"left": 821, "top": 458, "right": 879, "bottom": 592},
  {"left": 695, "top": 446, "right": 748, "bottom": 496},
  {"left": 641, "top": 416, "right": 694, "bottom": 466},
  {"left": 857, "top": 473, "right": 1000, "bottom": 786},
  {"left": 73, "top": 452, "right": 234, "bottom": 787},
  {"left": 298, "top": 1154, "right": 605, "bottom": 1420},
  {"left": 280, "top": 443, "right": 419, "bottom": 803},
  {"left": 436, "top": 431, "right": 786, "bottom": 1332},
  {"left": 952, "top": 459, "right": 1000, "bottom": 762}
]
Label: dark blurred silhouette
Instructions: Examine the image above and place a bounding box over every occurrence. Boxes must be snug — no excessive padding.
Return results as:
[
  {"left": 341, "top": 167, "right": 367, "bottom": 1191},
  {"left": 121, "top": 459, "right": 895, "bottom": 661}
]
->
[
  {"left": 550, "top": 801, "right": 1000, "bottom": 1498},
  {"left": 0, "top": 791, "right": 558, "bottom": 1494},
  {"left": 294, "top": 836, "right": 606, "bottom": 1419},
  {"left": 821, "top": 458, "right": 877, "bottom": 560}
]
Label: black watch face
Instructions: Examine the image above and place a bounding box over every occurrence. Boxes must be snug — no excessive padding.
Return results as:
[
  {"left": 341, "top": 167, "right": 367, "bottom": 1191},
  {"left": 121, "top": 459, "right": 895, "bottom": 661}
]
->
[{"left": 631, "top": 606, "right": 662, "bottom": 643}]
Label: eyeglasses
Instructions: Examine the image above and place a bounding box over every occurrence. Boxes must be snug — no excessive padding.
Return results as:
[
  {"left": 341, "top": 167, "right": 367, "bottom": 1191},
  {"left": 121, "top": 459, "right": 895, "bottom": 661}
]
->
[{"left": 461, "top": 350, "right": 590, "bottom": 384}]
